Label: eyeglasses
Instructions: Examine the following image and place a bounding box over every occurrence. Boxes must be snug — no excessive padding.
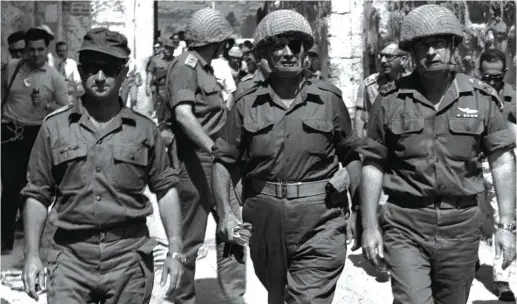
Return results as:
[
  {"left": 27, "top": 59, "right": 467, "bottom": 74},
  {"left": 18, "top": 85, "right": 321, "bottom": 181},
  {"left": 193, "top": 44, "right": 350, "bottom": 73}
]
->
[
  {"left": 8, "top": 48, "right": 25, "bottom": 56},
  {"left": 79, "top": 62, "right": 125, "bottom": 77},
  {"left": 377, "top": 54, "right": 402, "bottom": 62},
  {"left": 481, "top": 74, "right": 504, "bottom": 82}
]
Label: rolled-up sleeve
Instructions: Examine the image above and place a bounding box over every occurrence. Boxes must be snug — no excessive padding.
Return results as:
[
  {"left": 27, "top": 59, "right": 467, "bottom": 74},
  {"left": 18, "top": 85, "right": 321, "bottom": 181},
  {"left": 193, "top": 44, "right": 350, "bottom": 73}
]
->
[
  {"left": 362, "top": 95, "right": 389, "bottom": 165},
  {"left": 212, "top": 99, "right": 244, "bottom": 168},
  {"left": 332, "top": 94, "right": 361, "bottom": 165},
  {"left": 483, "top": 96, "right": 516, "bottom": 154},
  {"left": 166, "top": 65, "right": 197, "bottom": 110},
  {"left": 148, "top": 127, "right": 179, "bottom": 193},
  {"left": 21, "top": 124, "right": 55, "bottom": 207}
]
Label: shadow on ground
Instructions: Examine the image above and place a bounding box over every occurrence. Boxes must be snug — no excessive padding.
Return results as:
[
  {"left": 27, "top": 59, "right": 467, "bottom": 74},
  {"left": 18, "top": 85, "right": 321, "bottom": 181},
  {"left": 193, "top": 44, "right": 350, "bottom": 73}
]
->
[
  {"left": 348, "top": 253, "right": 390, "bottom": 283},
  {"left": 195, "top": 278, "right": 229, "bottom": 304}
]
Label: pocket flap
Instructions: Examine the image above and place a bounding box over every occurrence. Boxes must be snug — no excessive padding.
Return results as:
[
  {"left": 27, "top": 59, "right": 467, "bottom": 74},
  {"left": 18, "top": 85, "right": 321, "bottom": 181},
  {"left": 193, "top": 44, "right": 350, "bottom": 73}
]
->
[
  {"left": 243, "top": 121, "right": 274, "bottom": 133},
  {"left": 302, "top": 119, "right": 333, "bottom": 133},
  {"left": 52, "top": 143, "right": 87, "bottom": 166},
  {"left": 201, "top": 83, "right": 220, "bottom": 95},
  {"left": 389, "top": 118, "right": 424, "bottom": 135},
  {"left": 113, "top": 146, "right": 149, "bottom": 167},
  {"left": 449, "top": 118, "right": 484, "bottom": 135}
]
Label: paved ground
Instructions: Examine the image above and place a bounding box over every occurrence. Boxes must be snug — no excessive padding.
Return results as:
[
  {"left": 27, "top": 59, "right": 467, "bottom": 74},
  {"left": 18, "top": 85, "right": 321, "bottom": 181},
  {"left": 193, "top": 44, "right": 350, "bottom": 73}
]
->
[{"left": 2, "top": 197, "right": 516, "bottom": 304}]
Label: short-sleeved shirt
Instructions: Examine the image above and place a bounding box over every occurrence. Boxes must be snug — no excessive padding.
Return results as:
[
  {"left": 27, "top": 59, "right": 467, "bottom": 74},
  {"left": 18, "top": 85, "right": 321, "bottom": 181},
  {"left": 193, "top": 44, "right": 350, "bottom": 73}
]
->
[
  {"left": 363, "top": 72, "right": 515, "bottom": 198},
  {"left": 21, "top": 100, "right": 178, "bottom": 230},
  {"left": 2, "top": 59, "right": 68, "bottom": 126},
  {"left": 500, "top": 82, "right": 516, "bottom": 123},
  {"left": 165, "top": 51, "right": 226, "bottom": 143},
  {"left": 147, "top": 53, "right": 171, "bottom": 86},
  {"left": 212, "top": 78, "right": 362, "bottom": 183}
]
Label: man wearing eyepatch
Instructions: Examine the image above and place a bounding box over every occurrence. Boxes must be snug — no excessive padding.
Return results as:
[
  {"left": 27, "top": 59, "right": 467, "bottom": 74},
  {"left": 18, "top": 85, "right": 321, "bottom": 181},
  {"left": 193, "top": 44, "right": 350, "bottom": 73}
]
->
[
  {"left": 20, "top": 28, "right": 184, "bottom": 304},
  {"left": 360, "top": 5, "right": 516, "bottom": 304},
  {"left": 212, "top": 10, "right": 362, "bottom": 303},
  {"left": 161, "top": 8, "right": 246, "bottom": 304},
  {"left": 476, "top": 48, "right": 516, "bottom": 302}
]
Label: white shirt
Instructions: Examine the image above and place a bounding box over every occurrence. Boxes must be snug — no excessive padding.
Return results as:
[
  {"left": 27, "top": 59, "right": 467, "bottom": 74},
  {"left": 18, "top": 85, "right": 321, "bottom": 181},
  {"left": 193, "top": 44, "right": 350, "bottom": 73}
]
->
[{"left": 211, "top": 57, "right": 236, "bottom": 101}]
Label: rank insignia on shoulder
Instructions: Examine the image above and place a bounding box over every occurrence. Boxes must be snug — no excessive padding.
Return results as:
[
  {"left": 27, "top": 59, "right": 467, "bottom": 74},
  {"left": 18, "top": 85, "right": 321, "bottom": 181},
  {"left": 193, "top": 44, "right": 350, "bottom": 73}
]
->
[
  {"left": 379, "top": 81, "right": 397, "bottom": 96},
  {"left": 185, "top": 53, "right": 198, "bottom": 68}
]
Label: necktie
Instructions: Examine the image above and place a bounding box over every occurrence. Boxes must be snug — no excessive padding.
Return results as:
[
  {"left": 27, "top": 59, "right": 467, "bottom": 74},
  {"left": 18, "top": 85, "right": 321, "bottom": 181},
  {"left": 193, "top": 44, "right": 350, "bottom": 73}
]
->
[{"left": 57, "top": 60, "right": 67, "bottom": 79}]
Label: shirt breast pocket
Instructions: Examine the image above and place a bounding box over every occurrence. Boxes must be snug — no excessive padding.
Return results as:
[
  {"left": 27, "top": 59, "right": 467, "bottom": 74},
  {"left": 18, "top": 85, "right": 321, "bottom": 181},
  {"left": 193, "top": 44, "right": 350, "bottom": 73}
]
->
[
  {"left": 243, "top": 121, "right": 275, "bottom": 159},
  {"left": 301, "top": 119, "right": 334, "bottom": 156},
  {"left": 52, "top": 142, "right": 88, "bottom": 190},
  {"left": 109, "top": 144, "right": 149, "bottom": 191},
  {"left": 200, "top": 83, "right": 224, "bottom": 109},
  {"left": 387, "top": 118, "right": 425, "bottom": 159},
  {"left": 448, "top": 118, "right": 484, "bottom": 160}
]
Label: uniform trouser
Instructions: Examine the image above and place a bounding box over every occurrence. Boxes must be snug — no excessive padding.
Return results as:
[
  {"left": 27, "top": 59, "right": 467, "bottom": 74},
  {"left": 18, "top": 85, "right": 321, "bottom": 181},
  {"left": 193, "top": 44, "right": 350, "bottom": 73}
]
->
[
  {"left": 381, "top": 198, "right": 483, "bottom": 304},
  {"left": 481, "top": 159, "right": 512, "bottom": 282},
  {"left": 47, "top": 226, "right": 155, "bottom": 304},
  {"left": 174, "top": 151, "right": 246, "bottom": 304},
  {"left": 1, "top": 124, "right": 40, "bottom": 249},
  {"left": 242, "top": 191, "right": 348, "bottom": 304}
]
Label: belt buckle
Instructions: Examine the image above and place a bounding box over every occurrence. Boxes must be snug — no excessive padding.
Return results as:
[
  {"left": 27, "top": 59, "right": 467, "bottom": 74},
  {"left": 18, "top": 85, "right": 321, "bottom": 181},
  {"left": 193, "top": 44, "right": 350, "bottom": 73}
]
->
[{"left": 281, "top": 182, "right": 287, "bottom": 198}]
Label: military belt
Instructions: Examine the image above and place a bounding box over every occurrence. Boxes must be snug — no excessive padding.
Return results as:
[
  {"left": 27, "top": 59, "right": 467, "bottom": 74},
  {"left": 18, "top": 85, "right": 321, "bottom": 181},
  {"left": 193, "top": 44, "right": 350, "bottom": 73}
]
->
[
  {"left": 389, "top": 195, "right": 478, "bottom": 209},
  {"left": 250, "top": 179, "right": 330, "bottom": 199},
  {"left": 54, "top": 219, "right": 148, "bottom": 244}
]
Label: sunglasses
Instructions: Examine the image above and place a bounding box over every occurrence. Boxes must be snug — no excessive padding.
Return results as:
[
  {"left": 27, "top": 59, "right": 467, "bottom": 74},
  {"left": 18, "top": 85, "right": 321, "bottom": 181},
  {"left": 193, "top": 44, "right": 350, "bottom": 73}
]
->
[
  {"left": 481, "top": 74, "right": 504, "bottom": 82},
  {"left": 271, "top": 37, "right": 302, "bottom": 54},
  {"left": 9, "top": 48, "right": 25, "bottom": 55},
  {"left": 79, "top": 62, "right": 125, "bottom": 77}
]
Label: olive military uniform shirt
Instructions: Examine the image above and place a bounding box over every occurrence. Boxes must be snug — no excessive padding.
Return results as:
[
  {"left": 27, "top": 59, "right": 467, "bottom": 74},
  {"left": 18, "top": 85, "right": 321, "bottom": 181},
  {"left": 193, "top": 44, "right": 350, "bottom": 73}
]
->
[
  {"left": 165, "top": 51, "right": 227, "bottom": 143},
  {"left": 147, "top": 53, "right": 171, "bottom": 86},
  {"left": 21, "top": 100, "right": 178, "bottom": 230},
  {"left": 500, "top": 82, "right": 516, "bottom": 124},
  {"left": 363, "top": 72, "right": 515, "bottom": 198},
  {"left": 212, "top": 79, "right": 362, "bottom": 182},
  {"left": 355, "top": 72, "right": 389, "bottom": 127}
]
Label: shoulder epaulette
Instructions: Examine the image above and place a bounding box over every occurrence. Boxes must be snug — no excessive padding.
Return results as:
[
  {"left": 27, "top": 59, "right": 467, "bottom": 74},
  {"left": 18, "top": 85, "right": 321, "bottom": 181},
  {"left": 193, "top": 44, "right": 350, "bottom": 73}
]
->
[
  {"left": 184, "top": 53, "right": 198, "bottom": 69},
  {"left": 364, "top": 73, "right": 379, "bottom": 86},
  {"left": 316, "top": 80, "right": 342, "bottom": 98},
  {"left": 468, "top": 77, "right": 503, "bottom": 108},
  {"left": 379, "top": 80, "right": 399, "bottom": 96},
  {"left": 43, "top": 104, "right": 74, "bottom": 122},
  {"left": 235, "top": 83, "right": 261, "bottom": 102},
  {"left": 130, "top": 107, "right": 158, "bottom": 125},
  {"left": 240, "top": 73, "right": 254, "bottom": 82}
]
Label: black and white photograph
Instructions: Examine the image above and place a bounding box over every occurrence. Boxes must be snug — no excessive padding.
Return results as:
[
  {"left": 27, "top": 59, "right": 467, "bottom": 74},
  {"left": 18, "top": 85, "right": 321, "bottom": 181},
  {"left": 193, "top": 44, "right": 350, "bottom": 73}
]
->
[{"left": 0, "top": 1, "right": 516, "bottom": 303}]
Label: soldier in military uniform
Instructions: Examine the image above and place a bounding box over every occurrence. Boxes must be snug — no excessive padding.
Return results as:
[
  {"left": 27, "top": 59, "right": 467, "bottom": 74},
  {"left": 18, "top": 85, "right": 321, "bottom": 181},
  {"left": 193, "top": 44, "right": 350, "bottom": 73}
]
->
[
  {"left": 302, "top": 44, "right": 323, "bottom": 81},
  {"left": 21, "top": 28, "right": 184, "bottom": 304},
  {"left": 161, "top": 8, "right": 246, "bottom": 304},
  {"left": 354, "top": 40, "right": 407, "bottom": 138},
  {"left": 476, "top": 48, "right": 516, "bottom": 302},
  {"left": 146, "top": 40, "right": 173, "bottom": 117},
  {"left": 360, "top": 5, "right": 516, "bottom": 304},
  {"left": 212, "top": 10, "right": 362, "bottom": 303}
]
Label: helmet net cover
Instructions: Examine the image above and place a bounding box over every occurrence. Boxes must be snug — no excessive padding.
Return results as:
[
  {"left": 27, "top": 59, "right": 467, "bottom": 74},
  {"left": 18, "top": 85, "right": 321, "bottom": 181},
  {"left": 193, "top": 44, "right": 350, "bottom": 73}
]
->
[
  {"left": 254, "top": 10, "right": 314, "bottom": 51},
  {"left": 186, "top": 8, "right": 234, "bottom": 48}
]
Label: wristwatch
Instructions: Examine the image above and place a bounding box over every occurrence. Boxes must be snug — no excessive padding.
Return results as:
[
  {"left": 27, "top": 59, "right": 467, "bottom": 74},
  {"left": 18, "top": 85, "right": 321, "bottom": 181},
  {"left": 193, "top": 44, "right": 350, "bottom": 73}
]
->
[
  {"left": 167, "top": 252, "right": 187, "bottom": 264},
  {"left": 496, "top": 222, "right": 517, "bottom": 234}
]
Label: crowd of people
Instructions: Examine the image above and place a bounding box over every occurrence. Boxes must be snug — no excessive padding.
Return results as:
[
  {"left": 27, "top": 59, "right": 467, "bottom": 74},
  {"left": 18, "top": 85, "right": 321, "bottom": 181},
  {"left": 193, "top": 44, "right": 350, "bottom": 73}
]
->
[{"left": 0, "top": 3, "right": 516, "bottom": 304}]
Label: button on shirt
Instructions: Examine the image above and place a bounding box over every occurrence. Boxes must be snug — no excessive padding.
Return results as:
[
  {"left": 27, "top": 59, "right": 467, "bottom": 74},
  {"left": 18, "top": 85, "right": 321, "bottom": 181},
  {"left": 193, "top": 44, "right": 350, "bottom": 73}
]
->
[
  {"left": 212, "top": 79, "right": 362, "bottom": 182},
  {"left": 363, "top": 73, "right": 515, "bottom": 198},
  {"left": 2, "top": 59, "right": 68, "bottom": 126},
  {"left": 21, "top": 101, "right": 178, "bottom": 230},
  {"left": 166, "top": 51, "right": 227, "bottom": 141}
]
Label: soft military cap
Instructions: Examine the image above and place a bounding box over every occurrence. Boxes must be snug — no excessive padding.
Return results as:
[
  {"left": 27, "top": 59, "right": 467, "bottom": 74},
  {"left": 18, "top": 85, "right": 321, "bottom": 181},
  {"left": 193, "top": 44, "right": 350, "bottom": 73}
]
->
[
  {"left": 399, "top": 4, "right": 463, "bottom": 51},
  {"left": 186, "top": 8, "right": 233, "bottom": 48},
  {"left": 79, "top": 27, "right": 131, "bottom": 59},
  {"left": 254, "top": 10, "right": 314, "bottom": 50}
]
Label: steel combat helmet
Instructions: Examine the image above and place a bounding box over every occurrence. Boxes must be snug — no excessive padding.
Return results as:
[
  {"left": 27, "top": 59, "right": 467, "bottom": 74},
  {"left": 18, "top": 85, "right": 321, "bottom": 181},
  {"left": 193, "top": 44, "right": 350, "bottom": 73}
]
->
[{"left": 185, "top": 8, "right": 234, "bottom": 48}]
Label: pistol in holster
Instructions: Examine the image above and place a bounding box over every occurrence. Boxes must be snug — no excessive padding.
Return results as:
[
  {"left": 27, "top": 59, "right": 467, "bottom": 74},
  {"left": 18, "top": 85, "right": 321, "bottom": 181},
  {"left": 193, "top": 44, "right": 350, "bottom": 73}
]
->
[{"left": 325, "top": 167, "right": 351, "bottom": 217}]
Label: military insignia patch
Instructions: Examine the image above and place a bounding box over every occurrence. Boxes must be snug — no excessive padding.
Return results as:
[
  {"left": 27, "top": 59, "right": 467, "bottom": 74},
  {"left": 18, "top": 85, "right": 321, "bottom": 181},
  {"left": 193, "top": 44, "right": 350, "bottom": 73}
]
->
[{"left": 185, "top": 53, "right": 198, "bottom": 68}]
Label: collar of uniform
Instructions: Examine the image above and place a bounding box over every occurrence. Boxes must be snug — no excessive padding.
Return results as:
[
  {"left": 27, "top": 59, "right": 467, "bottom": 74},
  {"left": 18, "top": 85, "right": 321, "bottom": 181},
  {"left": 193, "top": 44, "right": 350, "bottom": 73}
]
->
[
  {"left": 264, "top": 79, "right": 311, "bottom": 109},
  {"left": 190, "top": 50, "right": 209, "bottom": 69},
  {"left": 500, "top": 83, "right": 516, "bottom": 101},
  {"left": 70, "top": 97, "right": 135, "bottom": 125}
]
